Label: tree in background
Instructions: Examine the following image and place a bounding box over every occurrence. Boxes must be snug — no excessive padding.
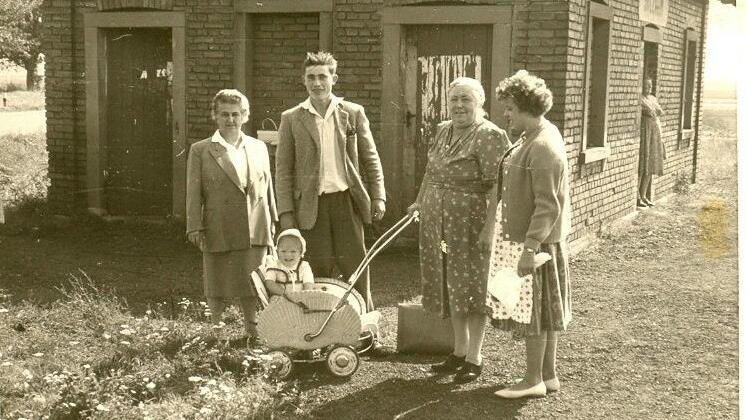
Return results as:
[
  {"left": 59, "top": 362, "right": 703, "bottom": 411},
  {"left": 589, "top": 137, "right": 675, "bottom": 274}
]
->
[{"left": 0, "top": 0, "right": 43, "bottom": 90}]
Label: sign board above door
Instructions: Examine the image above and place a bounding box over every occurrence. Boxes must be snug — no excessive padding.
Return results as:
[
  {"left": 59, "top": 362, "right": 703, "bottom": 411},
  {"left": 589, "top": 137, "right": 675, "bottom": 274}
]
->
[{"left": 640, "top": 0, "right": 668, "bottom": 27}]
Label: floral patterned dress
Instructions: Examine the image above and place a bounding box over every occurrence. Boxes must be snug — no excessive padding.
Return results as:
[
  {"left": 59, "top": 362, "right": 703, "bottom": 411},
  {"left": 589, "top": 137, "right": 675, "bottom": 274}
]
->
[{"left": 418, "top": 120, "right": 510, "bottom": 318}]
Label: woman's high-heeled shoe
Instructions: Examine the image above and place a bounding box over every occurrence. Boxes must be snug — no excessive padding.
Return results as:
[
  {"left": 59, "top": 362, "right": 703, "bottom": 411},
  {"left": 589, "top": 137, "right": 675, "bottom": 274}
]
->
[
  {"left": 453, "top": 361, "right": 483, "bottom": 383},
  {"left": 431, "top": 354, "right": 465, "bottom": 373}
]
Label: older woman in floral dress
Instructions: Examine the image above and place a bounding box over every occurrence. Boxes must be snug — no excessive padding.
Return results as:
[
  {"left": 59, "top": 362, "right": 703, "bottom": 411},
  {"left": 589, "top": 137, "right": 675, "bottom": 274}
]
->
[{"left": 407, "top": 77, "right": 510, "bottom": 383}]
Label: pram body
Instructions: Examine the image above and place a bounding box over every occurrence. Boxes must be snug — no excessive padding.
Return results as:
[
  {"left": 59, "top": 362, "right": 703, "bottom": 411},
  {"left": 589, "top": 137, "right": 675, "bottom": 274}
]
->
[{"left": 250, "top": 214, "right": 416, "bottom": 379}]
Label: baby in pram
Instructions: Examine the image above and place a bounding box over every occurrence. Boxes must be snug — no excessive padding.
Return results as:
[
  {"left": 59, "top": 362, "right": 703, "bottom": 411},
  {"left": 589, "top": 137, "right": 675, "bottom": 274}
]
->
[{"left": 261, "top": 228, "right": 316, "bottom": 296}]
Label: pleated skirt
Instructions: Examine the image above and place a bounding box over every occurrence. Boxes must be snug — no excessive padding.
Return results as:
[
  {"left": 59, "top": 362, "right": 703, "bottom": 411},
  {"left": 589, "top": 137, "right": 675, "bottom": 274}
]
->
[{"left": 490, "top": 241, "right": 572, "bottom": 337}]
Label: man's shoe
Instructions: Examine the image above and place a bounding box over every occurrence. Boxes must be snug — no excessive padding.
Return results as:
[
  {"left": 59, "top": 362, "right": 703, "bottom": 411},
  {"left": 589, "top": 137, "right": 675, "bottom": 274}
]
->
[
  {"left": 431, "top": 354, "right": 465, "bottom": 373},
  {"left": 453, "top": 361, "right": 482, "bottom": 383},
  {"left": 642, "top": 198, "right": 655, "bottom": 207}
]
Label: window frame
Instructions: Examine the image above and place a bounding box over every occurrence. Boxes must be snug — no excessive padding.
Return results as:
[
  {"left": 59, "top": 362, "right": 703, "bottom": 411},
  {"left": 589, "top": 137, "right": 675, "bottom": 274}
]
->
[
  {"left": 580, "top": 1, "right": 613, "bottom": 165},
  {"left": 678, "top": 28, "right": 699, "bottom": 147}
]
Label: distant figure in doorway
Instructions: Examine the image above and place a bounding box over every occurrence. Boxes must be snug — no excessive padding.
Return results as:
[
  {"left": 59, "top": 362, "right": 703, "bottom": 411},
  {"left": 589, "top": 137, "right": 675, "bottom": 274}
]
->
[
  {"left": 407, "top": 76, "right": 511, "bottom": 383},
  {"left": 638, "top": 78, "right": 666, "bottom": 208},
  {"left": 186, "top": 89, "right": 278, "bottom": 342}
]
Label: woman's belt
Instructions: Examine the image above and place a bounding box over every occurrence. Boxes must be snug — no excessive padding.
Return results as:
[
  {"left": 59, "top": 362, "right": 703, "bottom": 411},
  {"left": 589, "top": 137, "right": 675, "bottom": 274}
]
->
[{"left": 425, "top": 180, "right": 492, "bottom": 194}]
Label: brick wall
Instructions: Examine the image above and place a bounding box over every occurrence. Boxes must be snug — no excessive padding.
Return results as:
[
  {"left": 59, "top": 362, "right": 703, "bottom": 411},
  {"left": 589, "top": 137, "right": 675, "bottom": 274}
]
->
[
  {"left": 564, "top": 0, "right": 706, "bottom": 243},
  {"left": 249, "top": 13, "right": 320, "bottom": 135},
  {"left": 332, "top": 0, "right": 385, "bottom": 142},
  {"left": 184, "top": 0, "right": 236, "bottom": 144},
  {"left": 41, "top": 0, "right": 707, "bottom": 238},
  {"left": 41, "top": 0, "right": 96, "bottom": 214}
]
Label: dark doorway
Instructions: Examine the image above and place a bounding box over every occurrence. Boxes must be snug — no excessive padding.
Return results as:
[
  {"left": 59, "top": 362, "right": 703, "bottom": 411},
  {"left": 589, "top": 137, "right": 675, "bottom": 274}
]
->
[
  {"left": 105, "top": 28, "right": 173, "bottom": 216},
  {"left": 403, "top": 24, "right": 492, "bottom": 206}
]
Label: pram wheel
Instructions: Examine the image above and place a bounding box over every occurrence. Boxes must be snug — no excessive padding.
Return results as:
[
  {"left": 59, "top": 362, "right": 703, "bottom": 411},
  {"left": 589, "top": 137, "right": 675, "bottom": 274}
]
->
[
  {"left": 266, "top": 350, "right": 293, "bottom": 380},
  {"left": 326, "top": 345, "right": 359, "bottom": 377}
]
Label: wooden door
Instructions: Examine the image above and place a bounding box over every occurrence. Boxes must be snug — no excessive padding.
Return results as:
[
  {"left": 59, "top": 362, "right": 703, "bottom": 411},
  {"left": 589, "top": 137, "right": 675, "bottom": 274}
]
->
[
  {"left": 106, "top": 28, "right": 173, "bottom": 216},
  {"left": 403, "top": 25, "right": 492, "bottom": 206}
]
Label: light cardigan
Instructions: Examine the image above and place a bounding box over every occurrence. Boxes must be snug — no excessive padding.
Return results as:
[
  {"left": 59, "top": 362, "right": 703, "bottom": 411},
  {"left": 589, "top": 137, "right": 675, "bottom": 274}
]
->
[{"left": 497, "top": 117, "right": 571, "bottom": 250}]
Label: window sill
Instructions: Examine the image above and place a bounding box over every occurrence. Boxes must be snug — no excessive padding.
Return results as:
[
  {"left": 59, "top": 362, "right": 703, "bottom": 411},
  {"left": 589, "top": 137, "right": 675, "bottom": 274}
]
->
[
  {"left": 680, "top": 129, "right": 694, "bottom": 141},
  {"left": 581, "top": 146, "right": 611, "bottom": 164}
]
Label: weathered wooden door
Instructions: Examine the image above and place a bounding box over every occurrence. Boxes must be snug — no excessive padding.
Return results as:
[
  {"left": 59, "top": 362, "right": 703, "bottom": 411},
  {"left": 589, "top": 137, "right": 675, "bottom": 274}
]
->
[
  {"left": 403, "top": 25, "right": 492, "bottom": 206},
  {"left": 106, "top": 28, "right": 172, "bottom": 216}
]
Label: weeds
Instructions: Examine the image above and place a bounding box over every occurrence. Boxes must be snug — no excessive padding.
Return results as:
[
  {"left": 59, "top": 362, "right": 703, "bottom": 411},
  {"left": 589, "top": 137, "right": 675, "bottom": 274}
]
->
[
  {"left": 0, "top": 274, "right": 291, "bottom": 419},
  {"left": 0, "top": 131, "right": 48, "bottom": 208}
]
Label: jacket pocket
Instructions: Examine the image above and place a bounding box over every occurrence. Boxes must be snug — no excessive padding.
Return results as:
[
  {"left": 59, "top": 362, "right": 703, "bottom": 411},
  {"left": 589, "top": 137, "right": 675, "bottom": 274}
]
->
[{"left": 293, "top": 190, "right": 302, "bottom": 200}]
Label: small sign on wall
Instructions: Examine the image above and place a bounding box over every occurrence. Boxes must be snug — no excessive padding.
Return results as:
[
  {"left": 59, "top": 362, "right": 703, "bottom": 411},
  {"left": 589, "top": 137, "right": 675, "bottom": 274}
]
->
[{"left": 640, "top": 0, "right": 668, "bottom": 27}]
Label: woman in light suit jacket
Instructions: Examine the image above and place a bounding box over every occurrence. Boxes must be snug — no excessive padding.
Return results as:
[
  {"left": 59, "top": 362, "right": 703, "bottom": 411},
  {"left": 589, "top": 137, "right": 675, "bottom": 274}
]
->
[{"left": 186, "top": 89, "right": 277, "bottom": 340}]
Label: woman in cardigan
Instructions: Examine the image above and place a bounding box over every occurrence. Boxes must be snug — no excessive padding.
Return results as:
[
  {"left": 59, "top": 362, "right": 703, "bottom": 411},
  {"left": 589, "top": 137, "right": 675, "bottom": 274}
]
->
[{"left": 486, "top": 70, "right": 572, "bottom": 398}]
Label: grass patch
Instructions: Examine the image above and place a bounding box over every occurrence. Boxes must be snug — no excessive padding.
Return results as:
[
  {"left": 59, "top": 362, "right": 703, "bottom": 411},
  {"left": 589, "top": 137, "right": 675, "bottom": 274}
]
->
[
  {"left": 0, "top": 274, "right": 291, "bottom": 419},
  {"left": 1, "top": 90, "right": 45, "bottom": 112},
  {"left": 0, "top": 65, "right": 26, "bottom": 93},
  {"left": 0, "top": 131, "right": 48, "bottom": 218}
]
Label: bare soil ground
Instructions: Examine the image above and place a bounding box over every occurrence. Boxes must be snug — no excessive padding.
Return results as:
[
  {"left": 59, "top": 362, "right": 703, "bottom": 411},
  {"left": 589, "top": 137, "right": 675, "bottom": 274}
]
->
[{"left": 0, "top": 124, "right": 737, "bottom": 418}]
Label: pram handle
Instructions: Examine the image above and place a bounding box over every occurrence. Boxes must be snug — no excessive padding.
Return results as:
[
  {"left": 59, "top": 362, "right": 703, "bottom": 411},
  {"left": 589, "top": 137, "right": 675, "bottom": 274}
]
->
[{"left": 304, "top": 212, "right": 419, "bottom": 342}]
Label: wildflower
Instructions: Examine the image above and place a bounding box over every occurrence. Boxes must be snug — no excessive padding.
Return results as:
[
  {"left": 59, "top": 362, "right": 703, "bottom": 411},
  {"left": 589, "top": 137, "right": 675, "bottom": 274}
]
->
[
  {"left": 1, "top": 362, "right": 12, "bottom": 367},
  {"left": 0, "top": 308, "right": 8, "bottom": 313},
  {"left": 146, "top": 382, "right": 156, "bottom": 390},
  {"left": 83, "top": 364, "right": 90, "bottom": 369},
  {"left": 188, "top": 376, "right": 202, "bottom": 382},
  {"left": 200, "top": 407, "right": 211, "bottom": 415},
  {"left": 199, "top": 386, "right": 209, "bottom": 395},
  {"left": 32, "top": 352, "right": 44, "bottom": 357},
  {"left": 22, "top": 369, "right": 33, "bottom": 379},
  {"left": 145, "top": 310, "right": 152, "bottom": 315},
  {"left": 102, "top": 333, "right": 111, "bottom": 339},
  {"left": 160, "top": 327, "right": 169, "bottom": 332},
  {"left": 165, "top": 373, "right": 171, "bottom": 379},
  {"left": 120, "top": 341, "right": 131, "bottom": 346},
  {"left": 207, "top": 379, "right": 217, "bottom": 386},
  {"left": 96, "top": 404, "right": 109, "bottom": 412},
  {"left": 69, "top": 341, "right": 79, "bottom": 345},
  {"left": 440, "top": 240, "right": 449, "bottom": 254}
]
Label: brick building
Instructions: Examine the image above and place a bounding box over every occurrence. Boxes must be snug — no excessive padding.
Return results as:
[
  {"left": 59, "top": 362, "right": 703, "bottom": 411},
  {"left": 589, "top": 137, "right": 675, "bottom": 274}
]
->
[{"left": 41, "top": 0, "right": 721, "bottom": 245}]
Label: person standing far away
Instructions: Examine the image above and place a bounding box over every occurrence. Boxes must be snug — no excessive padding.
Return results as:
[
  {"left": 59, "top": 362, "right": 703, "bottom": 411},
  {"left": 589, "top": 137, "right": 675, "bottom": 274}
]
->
[{"left": 274, "top": 51, "right": 386, "bottom": 311}]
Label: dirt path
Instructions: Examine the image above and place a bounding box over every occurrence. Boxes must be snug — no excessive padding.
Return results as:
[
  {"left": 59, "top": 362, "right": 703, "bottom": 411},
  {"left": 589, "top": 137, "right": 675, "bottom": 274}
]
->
[
  {"left": 0, "top": 149, "right": 737, "bottom": 418},
  {"left": 275, "top": 176, "right": 739, "bottom": 418}
]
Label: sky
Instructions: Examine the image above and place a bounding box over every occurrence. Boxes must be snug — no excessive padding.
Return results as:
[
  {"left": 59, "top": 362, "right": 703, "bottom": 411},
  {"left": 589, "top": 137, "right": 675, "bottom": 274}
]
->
[{"left": 704, "top": 1, "right": 745, "bottom": 90}]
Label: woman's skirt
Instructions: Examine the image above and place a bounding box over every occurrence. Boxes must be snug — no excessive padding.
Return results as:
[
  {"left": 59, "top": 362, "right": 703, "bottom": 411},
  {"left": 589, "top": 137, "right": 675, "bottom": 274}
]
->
[
  {"left": 489, "top": 241, "right": 572, "bottom": 337},
  {"left": 203, "top": 246, "right": 268, "bottom": 298}
]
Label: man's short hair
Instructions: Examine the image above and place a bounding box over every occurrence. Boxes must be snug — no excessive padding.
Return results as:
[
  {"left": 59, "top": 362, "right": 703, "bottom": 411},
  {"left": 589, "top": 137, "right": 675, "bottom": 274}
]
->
[
  {"left": 211, "top": 89, "right": 250, "bottom": 115},
  {"left": 303, "top": 51, "right": 337, "bottom": 75}
]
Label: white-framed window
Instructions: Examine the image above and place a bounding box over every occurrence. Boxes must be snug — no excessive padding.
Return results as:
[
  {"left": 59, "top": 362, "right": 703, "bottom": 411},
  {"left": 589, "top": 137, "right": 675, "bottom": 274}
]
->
[
  {"left": 581, "top": 1, "right": 613, "bottom": 164},
  {"left": 679, "top": 28, "right": 698, "bottom": 147}
]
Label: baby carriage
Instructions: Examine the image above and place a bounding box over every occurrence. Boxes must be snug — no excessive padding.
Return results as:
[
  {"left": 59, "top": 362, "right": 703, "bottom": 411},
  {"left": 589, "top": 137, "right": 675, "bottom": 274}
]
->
[{"left": 250, "top": 213, "right": 417, "bottom": 380}]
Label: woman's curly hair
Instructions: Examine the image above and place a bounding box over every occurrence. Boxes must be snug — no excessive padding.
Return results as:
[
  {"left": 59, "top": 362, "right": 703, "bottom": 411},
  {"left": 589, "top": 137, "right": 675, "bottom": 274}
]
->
[{"left": 495, "top": 70, "right": 553, "bottom": 117}]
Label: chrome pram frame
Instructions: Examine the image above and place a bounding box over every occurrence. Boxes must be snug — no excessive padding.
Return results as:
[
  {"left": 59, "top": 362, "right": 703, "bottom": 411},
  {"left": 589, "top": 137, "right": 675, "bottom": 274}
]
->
[{"left": 255, "top": 212, "right": 419, "bottom": 379}]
